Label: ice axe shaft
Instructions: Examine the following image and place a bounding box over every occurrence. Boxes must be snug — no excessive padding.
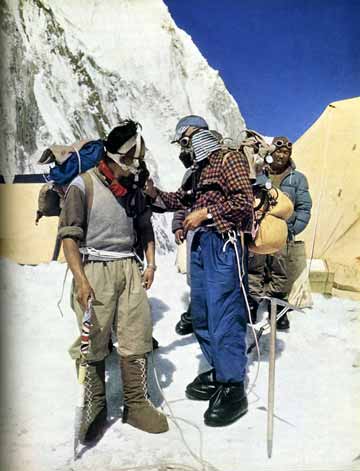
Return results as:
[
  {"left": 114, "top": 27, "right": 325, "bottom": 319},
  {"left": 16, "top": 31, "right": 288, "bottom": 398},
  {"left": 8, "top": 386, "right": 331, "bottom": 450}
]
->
[{"left": 267, "top": 298, "right": 276, "bottom": 458}]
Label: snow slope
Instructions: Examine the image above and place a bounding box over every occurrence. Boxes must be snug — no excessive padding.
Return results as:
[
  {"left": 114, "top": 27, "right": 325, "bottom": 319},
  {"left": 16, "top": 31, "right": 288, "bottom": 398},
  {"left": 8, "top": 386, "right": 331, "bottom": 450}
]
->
[{"left": 1, "top": 257, "right": 359, "bottom": 471}]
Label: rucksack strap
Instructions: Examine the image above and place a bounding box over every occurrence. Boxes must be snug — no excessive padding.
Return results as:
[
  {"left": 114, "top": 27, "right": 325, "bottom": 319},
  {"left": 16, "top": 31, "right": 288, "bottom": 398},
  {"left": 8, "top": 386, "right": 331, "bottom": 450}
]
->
[{"left": 81, "top": 172, "right": 94, "bottom": 222}]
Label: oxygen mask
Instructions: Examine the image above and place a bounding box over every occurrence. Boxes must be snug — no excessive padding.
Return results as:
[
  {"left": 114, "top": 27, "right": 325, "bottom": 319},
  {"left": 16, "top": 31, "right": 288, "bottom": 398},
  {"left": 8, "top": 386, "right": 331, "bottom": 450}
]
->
[{"left": 179, "top": 150, "right": 193, "bottom": 168}]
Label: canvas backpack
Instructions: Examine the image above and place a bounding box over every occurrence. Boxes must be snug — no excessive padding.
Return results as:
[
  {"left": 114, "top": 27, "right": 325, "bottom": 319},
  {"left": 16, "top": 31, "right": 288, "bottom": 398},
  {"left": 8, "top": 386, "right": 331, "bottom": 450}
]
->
[
  {"left": 238, "top": 129, "right": 275, "bottom": 180},
  {"left": 249, "top": 186, "right": 294, "bottom": 254},
  {"left": 35, "top": 139, "right": 104, "bottom": 224},
  {"left": 224, "top": 130, "right": 294, "bottom": 254}
]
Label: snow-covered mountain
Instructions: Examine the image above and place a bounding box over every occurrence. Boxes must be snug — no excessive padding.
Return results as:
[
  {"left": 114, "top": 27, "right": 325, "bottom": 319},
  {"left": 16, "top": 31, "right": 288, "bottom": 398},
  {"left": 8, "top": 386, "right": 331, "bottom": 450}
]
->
[{"left": 1, "top": 0, "right": 245, "bottom": 187}]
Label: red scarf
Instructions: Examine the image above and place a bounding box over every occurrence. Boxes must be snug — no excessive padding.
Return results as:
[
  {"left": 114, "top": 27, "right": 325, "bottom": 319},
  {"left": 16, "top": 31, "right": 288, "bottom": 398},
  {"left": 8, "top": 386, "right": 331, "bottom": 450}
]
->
[{"left": 98, "top": 160, "right": 127, "bottom": 197}]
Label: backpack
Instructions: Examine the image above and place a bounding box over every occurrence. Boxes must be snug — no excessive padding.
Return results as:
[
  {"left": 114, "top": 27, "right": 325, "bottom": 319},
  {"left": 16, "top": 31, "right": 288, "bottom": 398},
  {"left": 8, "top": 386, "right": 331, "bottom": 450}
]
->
[
  {"left": 238, "top": 129, "right": 275, "bottom": 181},
  {"left": 249, "top": 186, "right": 294, "bottom": 254},
  {"left": 36, "top": 139, "right": 104, "bottom": 224},
  {"left": 225, "top": 130, "right": 294, "bottom": 254}
]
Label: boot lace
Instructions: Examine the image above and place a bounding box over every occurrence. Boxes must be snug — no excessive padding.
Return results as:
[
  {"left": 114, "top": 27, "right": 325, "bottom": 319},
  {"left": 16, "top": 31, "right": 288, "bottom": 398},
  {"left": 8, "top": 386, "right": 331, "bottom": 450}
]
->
[
  {"left": 135, "top": 357, "right": 161, "bottom": 413},
  {"left": 84, "top": 366, "right": 94, "bottom": 426}
]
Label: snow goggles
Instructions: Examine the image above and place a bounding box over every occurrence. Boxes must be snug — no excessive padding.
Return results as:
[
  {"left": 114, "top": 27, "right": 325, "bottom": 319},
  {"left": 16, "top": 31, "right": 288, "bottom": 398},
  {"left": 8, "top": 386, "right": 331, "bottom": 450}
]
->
[
  {"left": 178, "top": 136, "right": 191, "bottom": 148},
  {"left": 273, "top": 139, "right": 292, "bottom": 149},
  {"left": 176, "top": 127, "right": 204, "bottom": 148},
  {"left": 117, "top": 160, "right": 141, "bottom": 175}
]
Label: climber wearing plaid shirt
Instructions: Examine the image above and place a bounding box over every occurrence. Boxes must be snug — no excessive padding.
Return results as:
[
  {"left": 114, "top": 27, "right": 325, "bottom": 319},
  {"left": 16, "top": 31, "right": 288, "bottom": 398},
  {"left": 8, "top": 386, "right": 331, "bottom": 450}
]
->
[
  {"left": 156, "top": 147, "right": 253, "bottom": 234},
  {"left": 145, "top": 117, "right": 254, "bottom": 427}
]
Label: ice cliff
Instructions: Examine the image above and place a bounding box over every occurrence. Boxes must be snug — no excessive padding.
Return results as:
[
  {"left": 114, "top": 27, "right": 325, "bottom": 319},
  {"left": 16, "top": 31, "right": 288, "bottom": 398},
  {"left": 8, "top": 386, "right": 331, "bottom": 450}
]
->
[{"left": 0, "top": 0, "right": 245, "bottom": 249}]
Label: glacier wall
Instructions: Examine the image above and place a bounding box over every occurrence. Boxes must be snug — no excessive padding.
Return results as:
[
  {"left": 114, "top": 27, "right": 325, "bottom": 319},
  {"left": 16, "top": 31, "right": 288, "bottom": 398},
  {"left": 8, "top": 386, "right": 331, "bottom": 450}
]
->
[{"left": 0, "top": 0, "right": 246, "bottom": 250}]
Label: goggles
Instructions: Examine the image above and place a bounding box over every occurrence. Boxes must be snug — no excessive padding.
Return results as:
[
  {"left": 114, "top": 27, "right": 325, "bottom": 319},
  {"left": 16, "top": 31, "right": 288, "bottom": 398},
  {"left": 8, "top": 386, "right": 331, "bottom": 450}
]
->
[
  {"left": 273, "top": 139, "right": 292, "bottom": 149},
  {"left": 178, "top": 136, "right": 192, "bottom": 148},
  {"left": 108, "top": 133, "right": 145, "bottom": 170},
  {"left": 113, "top": 152, "right": 143, "bottom": 165},
  {"left": 117, "top": 160, "right": 141, "bottom": 175},
  {"left": 172, "top": 126, "right": 202, "bottom": 147}
]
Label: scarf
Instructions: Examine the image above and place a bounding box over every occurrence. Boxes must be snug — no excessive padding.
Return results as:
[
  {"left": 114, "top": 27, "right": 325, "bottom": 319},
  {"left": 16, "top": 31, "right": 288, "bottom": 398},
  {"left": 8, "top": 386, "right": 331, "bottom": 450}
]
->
[{"left": 97, "top": 160, "right": 128, "bottom": 197}]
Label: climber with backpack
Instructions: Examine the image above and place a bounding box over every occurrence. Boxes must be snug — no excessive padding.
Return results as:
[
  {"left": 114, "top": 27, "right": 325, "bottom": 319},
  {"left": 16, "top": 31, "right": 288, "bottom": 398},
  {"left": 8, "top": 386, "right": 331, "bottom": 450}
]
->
[
  {"left": 145, "top": 115, "right": 254, "bottom": 427},
  {"left": 57, "top": 120, "right": 169, "bottom": 444},
  {"left": 172, "top": 126, "right": 224, "bottom": 337},
  {"left": 247, "top": 136, "right": 312, "bottom": 329},
  {"left": 171, "top": 126, "right": 293, "bottom": 335}
]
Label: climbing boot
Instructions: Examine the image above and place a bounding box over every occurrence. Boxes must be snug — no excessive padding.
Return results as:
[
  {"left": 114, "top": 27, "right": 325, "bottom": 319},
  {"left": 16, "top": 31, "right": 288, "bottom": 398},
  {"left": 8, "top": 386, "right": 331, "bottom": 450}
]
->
[
  {"left": 175, "top": 305, "right": 193, "bottom": 336},
  {"left": 76, "top": 359, "right": 108, "bottom": 444},
  {"left": 120, "top": 355, "right": 168, "bottom": 434},
  {"left": 185, "top": 369, "right": 219, "bottom": 401},
  {"left": 204, "top": 382, "right": 248, "bottom": 427}
]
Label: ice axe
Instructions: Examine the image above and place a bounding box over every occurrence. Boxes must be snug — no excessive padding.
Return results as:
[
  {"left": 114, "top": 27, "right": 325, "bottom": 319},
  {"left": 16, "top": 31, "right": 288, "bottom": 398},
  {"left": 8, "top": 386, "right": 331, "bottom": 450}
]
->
[
  {"left": 73, "top": 298, "right": 93, "bottom": 460},
  {"left": 261, "top": 296, "right": 304, "bottom": 458},
  {"left": 247, "top": 296, "right": 303, "bottom": 354}
]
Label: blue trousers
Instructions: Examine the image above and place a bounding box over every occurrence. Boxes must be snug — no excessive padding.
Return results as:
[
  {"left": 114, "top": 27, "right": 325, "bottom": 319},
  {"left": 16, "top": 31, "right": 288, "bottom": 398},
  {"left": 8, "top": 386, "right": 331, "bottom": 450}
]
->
[{"left": 190, "top": 230, "right": 248, "bottom": 383}]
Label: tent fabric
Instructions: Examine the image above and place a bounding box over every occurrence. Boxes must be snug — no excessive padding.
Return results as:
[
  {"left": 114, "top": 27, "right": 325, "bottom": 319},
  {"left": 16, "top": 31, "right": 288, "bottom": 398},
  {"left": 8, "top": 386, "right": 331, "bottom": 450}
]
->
[
  {"left": 0, "top": 184, "right": 64, "bottom": 264},
  {"left": 292, "top": 97, "right": 360, "bottom": 294}
]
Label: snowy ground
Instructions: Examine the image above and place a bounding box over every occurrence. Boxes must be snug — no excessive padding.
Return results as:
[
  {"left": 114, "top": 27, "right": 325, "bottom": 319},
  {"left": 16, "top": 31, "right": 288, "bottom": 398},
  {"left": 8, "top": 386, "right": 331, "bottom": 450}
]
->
[{"left": 1, "top": 255, "right": 359, "bottom": 471}]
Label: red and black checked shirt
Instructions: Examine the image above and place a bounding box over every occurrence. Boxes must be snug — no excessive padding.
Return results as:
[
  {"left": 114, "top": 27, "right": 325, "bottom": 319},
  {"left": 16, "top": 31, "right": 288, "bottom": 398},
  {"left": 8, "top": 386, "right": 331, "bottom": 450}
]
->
[{"left": 157, "top": 149, "right": 254, "bottom": 233}]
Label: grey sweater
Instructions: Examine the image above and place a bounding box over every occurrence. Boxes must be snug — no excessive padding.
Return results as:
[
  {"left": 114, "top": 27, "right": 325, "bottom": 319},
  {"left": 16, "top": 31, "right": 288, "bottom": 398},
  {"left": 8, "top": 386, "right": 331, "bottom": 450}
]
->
[{"left": 58, "top": 170, "right": 135, "bottom": 259}]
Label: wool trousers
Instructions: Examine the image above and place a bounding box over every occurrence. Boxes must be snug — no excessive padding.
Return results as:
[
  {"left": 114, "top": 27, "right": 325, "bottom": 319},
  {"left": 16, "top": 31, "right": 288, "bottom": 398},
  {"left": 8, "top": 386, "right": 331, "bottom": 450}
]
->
[
  {"left": 248, "top": 239, "right": 303, "bottom": 302},
  {"left": 190, "top": 230, "right": 248, "bottom": 383},
  {"left": 69, "top": 258, "right": 153, "bottom": 361}
]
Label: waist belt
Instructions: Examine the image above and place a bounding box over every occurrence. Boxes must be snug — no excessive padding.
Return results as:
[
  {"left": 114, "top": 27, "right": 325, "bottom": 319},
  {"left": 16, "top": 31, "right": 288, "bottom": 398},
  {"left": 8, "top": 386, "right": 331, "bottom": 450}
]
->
[{"left": 79, "top": 247, "right": 136, "bottom": 260}]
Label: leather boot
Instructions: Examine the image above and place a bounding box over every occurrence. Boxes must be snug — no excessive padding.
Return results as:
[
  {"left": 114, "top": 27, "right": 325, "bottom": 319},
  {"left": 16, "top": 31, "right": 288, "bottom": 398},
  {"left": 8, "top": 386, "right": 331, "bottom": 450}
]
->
[
  {"left": 120, "top": 355, "right": 169, "bottom": 434},
  {"left": 185, "top": 369, "right": 219, "bottom": 401},
  {"left": 76, "top": 359, "right": 108, "bottom": 444},
  {"left": 204, "top": 382, "right": 248, "bottom": 427},
  {"left": 175, "top": 304, "right": 193, "bottom": 336}
]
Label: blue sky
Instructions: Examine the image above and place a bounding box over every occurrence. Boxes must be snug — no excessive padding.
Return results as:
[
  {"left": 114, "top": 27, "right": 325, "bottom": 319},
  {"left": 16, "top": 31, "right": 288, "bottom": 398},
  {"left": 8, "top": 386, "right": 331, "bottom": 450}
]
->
[{"left": 164, "top": 0, "right": 359, "bottom": 141}]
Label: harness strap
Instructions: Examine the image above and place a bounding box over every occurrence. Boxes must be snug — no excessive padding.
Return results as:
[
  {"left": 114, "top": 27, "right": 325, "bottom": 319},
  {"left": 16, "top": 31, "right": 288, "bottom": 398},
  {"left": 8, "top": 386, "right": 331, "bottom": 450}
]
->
[
  {"left": 72, "top": 145, "right": 82, "bottom": 174},
  {"left": 81, "top": 172, "right": 94, "bottom": 220}
]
